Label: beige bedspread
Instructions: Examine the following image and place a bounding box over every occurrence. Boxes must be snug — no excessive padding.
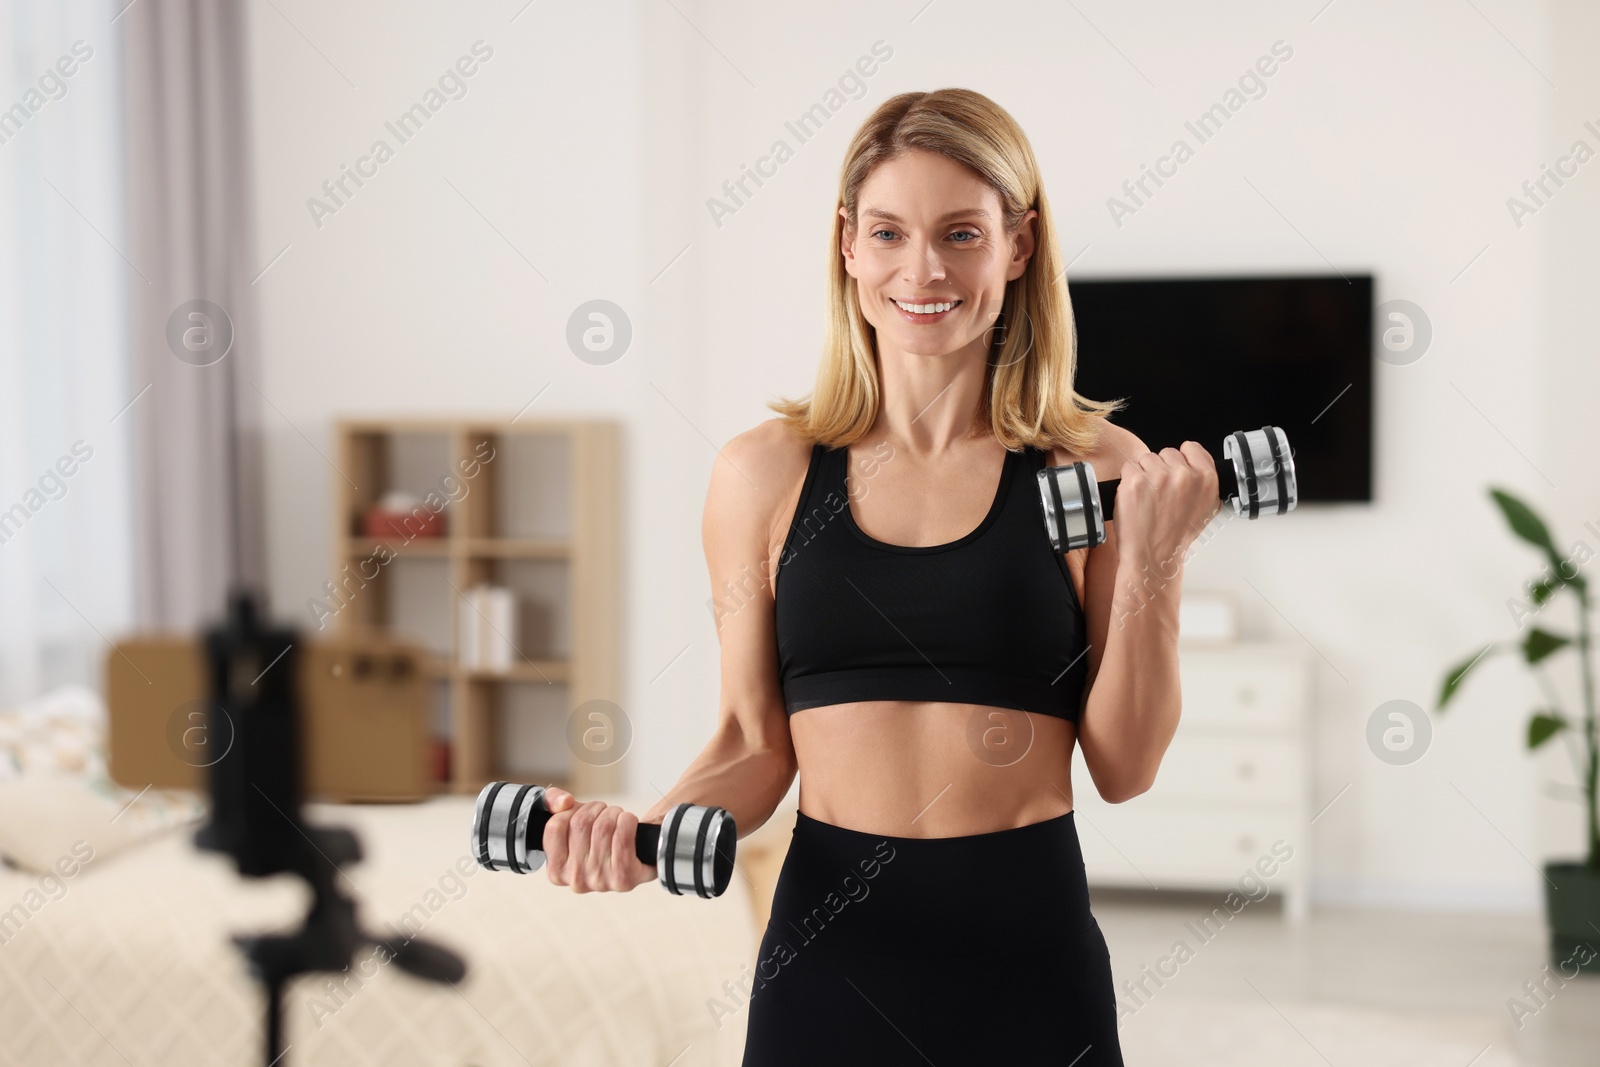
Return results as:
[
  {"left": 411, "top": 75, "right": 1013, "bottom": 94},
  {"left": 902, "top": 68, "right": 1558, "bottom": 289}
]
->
[{"left": 0, "top": 793, "right": 785, "bottom": 1067}]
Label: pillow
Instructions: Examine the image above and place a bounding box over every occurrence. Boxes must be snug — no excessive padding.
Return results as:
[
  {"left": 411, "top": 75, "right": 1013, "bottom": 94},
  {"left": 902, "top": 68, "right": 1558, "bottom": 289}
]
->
[
  {"left": 0, "top": 685, "right": 204, "bottom": 873},
  {"left": 0, "top": 684, "right": 103, "bottom": 781},
  {"left": 0, "top": 774, "right": 188, "bottom": 874}
]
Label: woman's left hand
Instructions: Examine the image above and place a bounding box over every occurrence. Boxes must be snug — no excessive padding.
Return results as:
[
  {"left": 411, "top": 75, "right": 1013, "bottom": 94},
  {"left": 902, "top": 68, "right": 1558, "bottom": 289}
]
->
[{"left": 1110, "top": 442, "right": 1221, "bottom": 573}]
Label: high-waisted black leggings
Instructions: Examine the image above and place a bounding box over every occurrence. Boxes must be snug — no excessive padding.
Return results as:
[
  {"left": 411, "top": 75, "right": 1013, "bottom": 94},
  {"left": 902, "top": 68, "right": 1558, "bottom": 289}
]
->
[{"left": 740, "top": 809, "right": 1123, "bottom": 1066}]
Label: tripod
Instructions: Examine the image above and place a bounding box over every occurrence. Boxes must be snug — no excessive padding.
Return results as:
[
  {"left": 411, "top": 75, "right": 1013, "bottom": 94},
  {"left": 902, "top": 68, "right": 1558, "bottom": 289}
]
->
[{"left": 193, "top": 591, "right": 465, "bottom": 1065}]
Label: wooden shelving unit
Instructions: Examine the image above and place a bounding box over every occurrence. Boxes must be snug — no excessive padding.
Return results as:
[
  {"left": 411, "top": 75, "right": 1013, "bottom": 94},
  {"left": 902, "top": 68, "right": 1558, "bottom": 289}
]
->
[{"left": 332, "top": 417, "right": 623, "bottom": 798}]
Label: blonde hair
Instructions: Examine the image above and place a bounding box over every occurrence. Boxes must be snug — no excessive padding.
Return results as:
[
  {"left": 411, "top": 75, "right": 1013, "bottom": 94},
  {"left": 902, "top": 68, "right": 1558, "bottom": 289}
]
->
[{"left": 769, "top": 88, "right": 1125, "bottom": 454}]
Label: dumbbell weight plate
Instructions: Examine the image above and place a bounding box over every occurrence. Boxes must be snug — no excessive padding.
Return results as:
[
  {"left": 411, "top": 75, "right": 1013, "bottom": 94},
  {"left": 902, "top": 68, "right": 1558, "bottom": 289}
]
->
[
  {"left": 1036, "top": 458, "right": 1107, "bottom": 555},
  {"left": 1221, "top": 426, "right": 1296, "bottom": 519}
]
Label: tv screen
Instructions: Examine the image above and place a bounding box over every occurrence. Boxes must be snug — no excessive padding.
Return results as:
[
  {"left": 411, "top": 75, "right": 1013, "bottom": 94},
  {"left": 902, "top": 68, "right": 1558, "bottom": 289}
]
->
[{"left": 1066, "top": 274, "right": 1373, "bottom": 504}]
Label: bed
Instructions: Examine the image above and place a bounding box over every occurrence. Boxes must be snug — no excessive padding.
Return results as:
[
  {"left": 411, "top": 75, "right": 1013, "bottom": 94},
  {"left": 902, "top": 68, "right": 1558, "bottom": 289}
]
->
[
  {"left": 0, "top": 769, "right": 799, "bottom": 1067},
  {"left": 0, "top": 790, "right": 800, "bottom": 1062}
]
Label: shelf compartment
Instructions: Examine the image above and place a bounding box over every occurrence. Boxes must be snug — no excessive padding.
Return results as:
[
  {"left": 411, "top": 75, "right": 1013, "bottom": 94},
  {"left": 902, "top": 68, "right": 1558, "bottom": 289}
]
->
[
  {"left": 336, "top": 417, "right": 620, "bottom": 799},
  {"left": 461, "top": 660, "right": 570, "bottom": 684},
  {"left": 345, "top": 536, "right": 452, "bottom": 558},
  {"left": 462, "top": 538, "right": 570, "bottom": 559}
]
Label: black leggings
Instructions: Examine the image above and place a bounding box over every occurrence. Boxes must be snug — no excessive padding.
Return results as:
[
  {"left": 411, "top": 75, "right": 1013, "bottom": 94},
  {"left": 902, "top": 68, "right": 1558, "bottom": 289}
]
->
[{"left": 741, "top": 809, "right": 1124, "bottom": 1066}]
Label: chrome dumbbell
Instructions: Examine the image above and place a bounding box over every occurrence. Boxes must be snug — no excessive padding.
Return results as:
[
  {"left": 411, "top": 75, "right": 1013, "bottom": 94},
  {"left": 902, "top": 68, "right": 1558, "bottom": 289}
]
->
[
  {"left": 1036, "top": 425, "right": 1297, "bottom": 552},
  {"left": 470, "top": 782, "right": 737, "bottom": 898}
]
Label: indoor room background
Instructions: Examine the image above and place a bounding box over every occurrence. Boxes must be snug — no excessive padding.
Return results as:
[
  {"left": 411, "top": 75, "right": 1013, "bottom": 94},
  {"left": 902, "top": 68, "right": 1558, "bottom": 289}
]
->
[
  {"left": 254, "top": 0, "right": 1593, "bottom": 912},
  {"left": 4, "top": 0, "right": 1599, "bottom": 1064}
]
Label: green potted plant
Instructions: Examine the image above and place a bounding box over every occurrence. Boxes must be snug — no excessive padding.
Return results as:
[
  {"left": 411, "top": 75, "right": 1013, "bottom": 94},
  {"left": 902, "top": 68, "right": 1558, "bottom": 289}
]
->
[{"left": 1437, "top": 487, "right": 1599, "bottom": 974}]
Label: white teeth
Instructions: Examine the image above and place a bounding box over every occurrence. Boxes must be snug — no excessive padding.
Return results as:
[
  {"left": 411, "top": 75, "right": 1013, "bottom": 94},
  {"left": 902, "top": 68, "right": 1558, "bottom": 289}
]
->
[{"left": 894, "top": 299, "right": 957, "bottom": 315}]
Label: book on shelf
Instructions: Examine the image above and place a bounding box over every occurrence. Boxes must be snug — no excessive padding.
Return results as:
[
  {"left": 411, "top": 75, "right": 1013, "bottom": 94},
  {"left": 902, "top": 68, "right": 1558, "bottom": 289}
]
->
[{"left": 457, "top": 584, "right": 517, "bottom": 672}]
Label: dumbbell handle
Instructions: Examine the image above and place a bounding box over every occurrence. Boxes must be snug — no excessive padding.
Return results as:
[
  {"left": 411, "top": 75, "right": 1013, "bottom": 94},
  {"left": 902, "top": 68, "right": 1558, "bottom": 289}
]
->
[
  {"left": 1095, "top": 448, "right": 1250, "bottom": 519},
  {"left": 472, "top": 782, "right": 737, "bottom": 898},
  {"left": 519, "top": 796, "right": 659, "bottom": 868}
]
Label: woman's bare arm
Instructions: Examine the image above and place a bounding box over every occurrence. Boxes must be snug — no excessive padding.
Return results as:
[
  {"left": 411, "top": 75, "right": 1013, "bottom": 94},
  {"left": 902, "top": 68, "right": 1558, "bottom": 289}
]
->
[
  {"left": 1073, "top": 422, "right": 1214, "bottom": 804},
  {"left": 638, "top": 421, "right": 803, "bottom": 831},
  {"left": 543, "top": 421, "right": 803, "bottom": 892}
]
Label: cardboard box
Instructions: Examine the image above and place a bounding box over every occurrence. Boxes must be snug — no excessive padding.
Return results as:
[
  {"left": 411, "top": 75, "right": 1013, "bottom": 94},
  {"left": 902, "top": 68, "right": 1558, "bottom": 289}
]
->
[{"left": 106, "top": 635, "right": 433, "bottom": 802}]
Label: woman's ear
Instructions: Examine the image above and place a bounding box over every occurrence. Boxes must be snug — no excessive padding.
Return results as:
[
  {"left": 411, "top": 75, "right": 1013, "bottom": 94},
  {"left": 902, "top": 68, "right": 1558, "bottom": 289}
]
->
[
  {"left": 839, "top": 206, "right": 859, "bottom": 279},
  {"left": 1006, "top": 208, "right": 1039, "bottom": 283}
]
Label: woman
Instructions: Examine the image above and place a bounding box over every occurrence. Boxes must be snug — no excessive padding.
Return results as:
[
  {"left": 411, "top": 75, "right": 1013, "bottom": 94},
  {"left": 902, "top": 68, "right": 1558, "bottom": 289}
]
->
[{"left": 540, "top": 88, "right": 1219, "bottom": 1064}]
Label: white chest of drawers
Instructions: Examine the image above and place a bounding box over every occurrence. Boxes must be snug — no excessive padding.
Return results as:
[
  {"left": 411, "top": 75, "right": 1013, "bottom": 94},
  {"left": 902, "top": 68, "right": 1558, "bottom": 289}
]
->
[{"left": 1070, "top": 641, "right": 1314, "bottom": 924}]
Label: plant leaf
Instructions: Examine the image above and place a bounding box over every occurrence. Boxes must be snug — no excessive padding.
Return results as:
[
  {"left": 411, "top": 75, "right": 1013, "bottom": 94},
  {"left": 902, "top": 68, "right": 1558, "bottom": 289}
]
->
[
  {"left": 1528, "top": 712, "right": 1568, "bottom": 749},
  {"left": 1522, "top": 628, "right": 1571, "bottom": 665},
  {"left": 1557, "top": 562, "right": 1588, "bottom": 596},
  {"left": 1528, "top": 561, "right": 1589, "bottom": 600},
  {"left": 1528, "top": 576, "right": 1561, "bottom": 606},
  {"left": 1438, "top": 644, "right": 1499, "bottom": 710},
  {"left": 1490, "top": 487, "right": 1558, "bottom": 558}
]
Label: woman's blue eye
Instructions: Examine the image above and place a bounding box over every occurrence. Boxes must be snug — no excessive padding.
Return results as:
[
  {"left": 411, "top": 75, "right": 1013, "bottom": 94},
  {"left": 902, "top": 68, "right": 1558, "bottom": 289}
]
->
[{"left": 867, "top": 227, "right": 979, "bottom": 243}]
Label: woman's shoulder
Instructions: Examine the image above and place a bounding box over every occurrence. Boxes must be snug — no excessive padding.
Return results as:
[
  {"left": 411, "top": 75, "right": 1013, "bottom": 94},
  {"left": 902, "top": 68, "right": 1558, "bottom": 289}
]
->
[
  {"left": 707, "top": 418, "right": 821, "bottom": 558},
  {"left": 723, "top": 417, "right": 819, "bottom": 478},
  {"left": 709, "top": 418, "right": 819, "bottom": 511},
  {"left": 1045, "top": 417, "right": 1149, "bottom": 485}
]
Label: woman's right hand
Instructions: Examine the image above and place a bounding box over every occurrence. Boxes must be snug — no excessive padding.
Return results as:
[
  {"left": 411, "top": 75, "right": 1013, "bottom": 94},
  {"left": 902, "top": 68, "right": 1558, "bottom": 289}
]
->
[{"left": 541, "top": 786, "right": 658, "bottom": 893}]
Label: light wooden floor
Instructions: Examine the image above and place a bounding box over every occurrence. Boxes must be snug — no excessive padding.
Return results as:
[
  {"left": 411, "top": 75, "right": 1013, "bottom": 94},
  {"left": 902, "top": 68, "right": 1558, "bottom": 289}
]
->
[{"left": 1091, "top": 890, "right": 1600, "bottom": 1066}]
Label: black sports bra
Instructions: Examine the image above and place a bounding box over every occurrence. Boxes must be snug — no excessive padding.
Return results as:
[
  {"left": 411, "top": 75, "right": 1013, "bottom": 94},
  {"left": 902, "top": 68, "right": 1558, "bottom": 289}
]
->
[{"left": 773, "top": 441, "right": 1090, "bottom": 721}]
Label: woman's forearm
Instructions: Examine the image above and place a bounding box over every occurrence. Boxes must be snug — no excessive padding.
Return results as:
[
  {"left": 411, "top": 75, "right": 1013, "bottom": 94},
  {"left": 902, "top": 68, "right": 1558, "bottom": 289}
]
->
[
  {"left": 639, "top": 719, "right": 798, "bottom": 837},
  {"left": 1080, "top": 554, "right": 1184, "bottom": 801}
]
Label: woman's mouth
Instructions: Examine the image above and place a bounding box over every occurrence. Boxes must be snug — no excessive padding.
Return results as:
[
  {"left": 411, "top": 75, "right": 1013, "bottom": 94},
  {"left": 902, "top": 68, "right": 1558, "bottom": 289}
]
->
[{"left": 890, "top": 296, "right": 962, "bottom": 324}]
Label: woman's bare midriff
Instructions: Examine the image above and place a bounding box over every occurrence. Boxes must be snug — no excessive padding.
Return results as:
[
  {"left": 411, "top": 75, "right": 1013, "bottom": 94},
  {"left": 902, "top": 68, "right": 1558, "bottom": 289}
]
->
[{"left": 788, "top": 699, "right": 1077, "bottom": 838}]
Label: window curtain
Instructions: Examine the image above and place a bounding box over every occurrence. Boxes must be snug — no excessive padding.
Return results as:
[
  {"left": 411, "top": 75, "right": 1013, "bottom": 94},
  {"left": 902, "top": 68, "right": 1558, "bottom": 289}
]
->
[
  {"left": 0, "top": 1, "right": 136, "bottom": 705},
  {"left": 0, "top": 0, "right": 265, "bottom": 707},
  {"left": 120, "top": 0, "right": 266, "bottom": 630}
]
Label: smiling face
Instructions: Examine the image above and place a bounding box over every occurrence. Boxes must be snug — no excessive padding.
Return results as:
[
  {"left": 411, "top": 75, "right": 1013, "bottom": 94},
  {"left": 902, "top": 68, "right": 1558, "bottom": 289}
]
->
[{"left": 840, "top": 148, "right": 1036, "bottom": 361}]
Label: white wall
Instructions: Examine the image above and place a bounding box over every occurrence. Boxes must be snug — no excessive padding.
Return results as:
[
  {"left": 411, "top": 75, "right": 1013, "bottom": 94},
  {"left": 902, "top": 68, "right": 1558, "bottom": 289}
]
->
[{"left": 250, "top": 0, "right": 1598, "bottom": 912}]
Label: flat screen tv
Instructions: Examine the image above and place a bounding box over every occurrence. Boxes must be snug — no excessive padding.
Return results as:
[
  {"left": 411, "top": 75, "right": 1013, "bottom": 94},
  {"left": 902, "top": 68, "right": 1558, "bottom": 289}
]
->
[{"left": 1066, "top": 274, "right": 1373, "bottom": 504}]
